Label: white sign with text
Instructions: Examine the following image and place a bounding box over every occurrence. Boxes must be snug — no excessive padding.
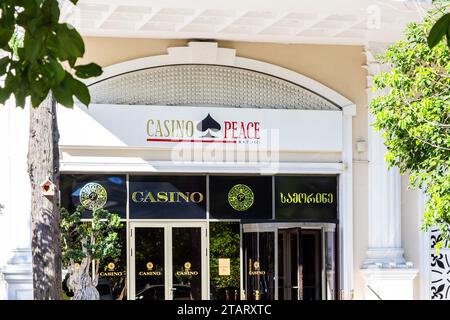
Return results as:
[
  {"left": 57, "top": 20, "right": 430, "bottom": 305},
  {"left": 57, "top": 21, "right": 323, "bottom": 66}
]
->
[{"left": 58, "top": 104, "right": 342, "bottom": 152}]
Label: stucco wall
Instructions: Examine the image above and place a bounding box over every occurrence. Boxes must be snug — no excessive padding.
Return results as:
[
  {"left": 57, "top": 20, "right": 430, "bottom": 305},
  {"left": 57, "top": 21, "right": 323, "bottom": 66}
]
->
[
  {"left": 401, "top": 175, "right": 426, "bottom": 299},
  {"left": 80, "top": 37, "right": 369, "bottom": 299},
  {"left": 0, "top": 103, "right": 31, "bottom": 267}
]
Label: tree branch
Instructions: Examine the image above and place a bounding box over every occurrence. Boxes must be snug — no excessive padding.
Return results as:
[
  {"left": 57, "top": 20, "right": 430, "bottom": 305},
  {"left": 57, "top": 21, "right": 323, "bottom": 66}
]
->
[
  {"left": 412, "top": 135, "right": 450, "bottom": 151},
  {"left": 400, "top": 90, "right": 450, "bottom": 129}
]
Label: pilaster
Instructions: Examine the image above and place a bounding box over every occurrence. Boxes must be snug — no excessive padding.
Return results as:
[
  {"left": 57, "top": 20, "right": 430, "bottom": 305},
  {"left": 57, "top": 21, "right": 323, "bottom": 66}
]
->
[{"left": 361, "top": 42, "right": 418, "bottom": 299}]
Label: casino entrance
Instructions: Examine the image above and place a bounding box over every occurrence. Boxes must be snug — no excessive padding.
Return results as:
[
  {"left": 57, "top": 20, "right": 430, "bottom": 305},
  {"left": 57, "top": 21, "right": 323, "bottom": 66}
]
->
[
  {"left": 56, "top": 45, "right": 356, "bottom": 301},
  {"left": 127, "top": 221, "right": 336, "bottom": 300},
  {"left": 242, "top": 223, "right": 336, "bottom": 300},
  {"left": 61, "top": 174, "right": 339, "bottom": 301},
  {"left": 130, "top": 222, "right": 208, "bottom": 300}
]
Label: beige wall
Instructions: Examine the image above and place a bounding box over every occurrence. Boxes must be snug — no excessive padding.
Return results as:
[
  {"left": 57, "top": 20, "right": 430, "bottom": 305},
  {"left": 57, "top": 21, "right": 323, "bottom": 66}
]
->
[{"left": 81, "top": 37, "right": 370, "bottom": 299}]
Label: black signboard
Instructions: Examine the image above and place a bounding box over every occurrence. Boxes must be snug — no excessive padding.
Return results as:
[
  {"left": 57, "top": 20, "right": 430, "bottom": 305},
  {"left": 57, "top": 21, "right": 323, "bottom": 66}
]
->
[
  {"left": 60, "top": 174, "right": 127, "bottom": 219},
  {"left": 209, "top": 176, "right": 272, "bottom": 220},
  {"left": 129, "top": 176, "right": 206, "bottom": 219},
  {"left": 275, "top": 175, "right": 337, "bottom": 221}
]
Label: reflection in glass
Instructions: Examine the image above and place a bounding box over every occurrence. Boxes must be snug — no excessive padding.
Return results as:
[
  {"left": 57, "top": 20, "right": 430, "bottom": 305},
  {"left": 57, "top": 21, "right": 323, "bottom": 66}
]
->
[
  {"left": 290, "top": 232, "right": 299, "bottom": 300},
  {"left": 277, "top": 228, "right": 330, "bottom": 300},
  {"left": 97, "top": 225, "right": 127, "bottom": 300},
  {"left": 278, "top": 229, "right": 299, "bottom": 300},
  {"left": 172, "top": 227, "right": 202, "bottom": 300},
  {"left": 277, "top": 233, "right": 284, "bottom": 300},
  {"left": 134, "top": 228, "right": 165, "bottom": 300},
  {"left": 60, "top": 174, "right": 127, "bottom": 219},
  {"left": 325, "top": 230, "right": 336, "bottom": 300},
  {"left": 209, "top": 222, "right": 240, "bottom": 300},
  {"left": 301, "top": 230, "right": 322, "bottom": 300},
  {"left": 243, "top": 232, "right": 275, "bottom": 300},
  {"left": 278, "top": 228, "right": 302, "bottom": 300}
]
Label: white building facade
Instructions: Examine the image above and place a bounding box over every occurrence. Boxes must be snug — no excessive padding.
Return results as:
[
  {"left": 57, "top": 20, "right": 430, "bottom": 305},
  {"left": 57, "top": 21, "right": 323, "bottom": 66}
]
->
[{"left": 1, "top": 0, "right": 448, "bottom": 300}]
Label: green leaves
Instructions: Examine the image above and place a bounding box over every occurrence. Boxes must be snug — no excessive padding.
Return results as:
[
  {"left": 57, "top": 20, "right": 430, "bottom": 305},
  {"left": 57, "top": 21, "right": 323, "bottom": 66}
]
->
[
  {"left": 41, "top": 0, "right": 60, "bottom": 25},
  {"left": 46, "top": 23, "right": 85, "bottom": 63},
  {"left": 53, "top": 73, "right": 75, "bottom": 108},
  {"left": 0, "top": 2, "right": 15, "bottom": 49},
  {"left": 74, "top": 63, "right": 103, "bottom": 79},
  {"left": 53, "top": 73, "right": 94, "bottom": 107},
  {"left": 210, "top": 222, "right": 240, "bottom": 289},
  {"left": 0, "top": 0, "right": 103, "bottom": 109},
  {"left": 371, "top": 4, "right": 450, "bottom": 250},
  {"left": 61, "top": 206, "right": 123, "bottom": 269},
  {"left": 55, "top": 23, "right": 85, "bottom": 59},
  {"left": 23, "top": 32, "right": 43, "bottom": 61},
  {"left": 70, "top": 76, "right": 91, "bottom": 106},
  {"left": 0, "top": 56, "right": 9, "bottom": 75},
  {"left": 0, "top": 24, "right": 14, "bottom": 49},
  {"left": 46, "top": 57, "right": 66, "bottom": 85},
  {"left": 0, "top": 86, "right": 12, "bottom": 105},
  {"left": 428, "top": 12, "right": 450, "bottom": 48}
]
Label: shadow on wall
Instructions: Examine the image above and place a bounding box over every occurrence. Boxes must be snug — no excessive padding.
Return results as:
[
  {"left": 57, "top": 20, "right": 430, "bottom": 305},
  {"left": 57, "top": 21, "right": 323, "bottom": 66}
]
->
[{"left": 0, "top": 273, "right": 7, "bottom": 300}]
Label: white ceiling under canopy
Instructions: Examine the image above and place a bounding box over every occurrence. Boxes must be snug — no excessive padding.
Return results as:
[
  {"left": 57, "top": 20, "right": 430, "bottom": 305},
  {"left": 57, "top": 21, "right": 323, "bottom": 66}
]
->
[{"left": 61, "top": 0, "right": 432, "bottom": 45}]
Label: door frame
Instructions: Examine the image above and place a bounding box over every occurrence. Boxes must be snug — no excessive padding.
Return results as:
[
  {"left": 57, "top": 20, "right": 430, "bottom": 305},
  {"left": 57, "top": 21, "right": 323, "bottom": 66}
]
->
[
  {"left": 129, "top": 221, "right": 208, "bottom": 300},
  {"left": 242, "top": 222, "right": 335, "bottom": 300}
]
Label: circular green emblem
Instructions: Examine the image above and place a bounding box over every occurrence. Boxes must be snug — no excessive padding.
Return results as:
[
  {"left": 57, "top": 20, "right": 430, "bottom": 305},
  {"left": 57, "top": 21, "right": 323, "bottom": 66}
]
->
[
  {"left": 228, "top": 184, "right": 254, "bottom": 211},
  {"left": 79, "top": 182, "right": 107, "bottom": 210}
]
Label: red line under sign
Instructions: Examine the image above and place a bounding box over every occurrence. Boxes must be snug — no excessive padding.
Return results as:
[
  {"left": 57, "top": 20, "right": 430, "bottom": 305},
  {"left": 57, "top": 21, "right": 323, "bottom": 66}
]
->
[{"left": 147, "top": 138, "right": 237, "bottom": 144}]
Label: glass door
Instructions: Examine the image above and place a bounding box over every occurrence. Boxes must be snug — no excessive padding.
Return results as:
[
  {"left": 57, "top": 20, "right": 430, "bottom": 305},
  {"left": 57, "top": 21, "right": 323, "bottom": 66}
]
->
[
  {"left": 242, "top": 231, "right": 275, "bottom": 300},
  {"left": 299, "top": 229, "right": 322, "bottom": 300},
  {"left": 278, "top": 228, "right": 300, "bottom": 300},
  {"left": 133, "top": 226, "right": 166, "bottom": 300},
  {"left": 130, "top": 222, "right": 207, "bottom": 300},
  {"left": 243, "top": 223, "right": 336, "bottom": 300},
  {"left": 171, "top": 226, "right": 203, "bottom": 300},
  {"left": 278, "top": 228, "right": 322, "bottom": 300}
]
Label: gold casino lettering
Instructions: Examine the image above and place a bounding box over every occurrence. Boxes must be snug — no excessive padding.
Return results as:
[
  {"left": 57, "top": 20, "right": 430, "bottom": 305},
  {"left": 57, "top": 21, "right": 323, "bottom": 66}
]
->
[
  {"left": 176, "top": 270, "right": 199, "bottom": 276},
  {"left": 249, "top": 270, "right": 266, "bottom": 276},
  {"left": 279, "top": 192, "right": 334, "bottom": 204},
  {"left": 139, "top": 271, "right": 163, "bottom": 276},
  {"left": 99, "top": 271, "right": 125, "bottom": 277},
  {"left": 132, "top": 191, "right": 204, "bottom": 204}
]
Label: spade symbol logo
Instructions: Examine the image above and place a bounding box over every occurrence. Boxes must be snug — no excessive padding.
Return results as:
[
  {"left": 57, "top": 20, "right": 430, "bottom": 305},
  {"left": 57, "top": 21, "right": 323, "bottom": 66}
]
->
[{"left": 197, "top": 114, "right": 221, "bottom": 138}]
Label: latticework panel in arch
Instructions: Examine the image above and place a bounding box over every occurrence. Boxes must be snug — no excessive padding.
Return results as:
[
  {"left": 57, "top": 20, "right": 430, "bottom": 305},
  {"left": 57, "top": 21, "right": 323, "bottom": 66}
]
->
[{"left": 89, "top": 65, "right": 340, "bottom": 111}]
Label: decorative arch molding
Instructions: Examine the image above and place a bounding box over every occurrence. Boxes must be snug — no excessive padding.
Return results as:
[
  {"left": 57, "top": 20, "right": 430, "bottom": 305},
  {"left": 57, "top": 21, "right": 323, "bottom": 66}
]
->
[
  {"left": 87, "top": 42, "right": 354, "bottom": 112},
  {"left": 77, "top": 42, "right": 355, "bottom": 298}
]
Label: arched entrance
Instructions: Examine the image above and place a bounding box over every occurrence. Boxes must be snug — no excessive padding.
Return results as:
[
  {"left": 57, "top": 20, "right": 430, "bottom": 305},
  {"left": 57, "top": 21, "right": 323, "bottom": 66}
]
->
[{"left": 58, "top": 42, "right": 356, "bottom": 300}]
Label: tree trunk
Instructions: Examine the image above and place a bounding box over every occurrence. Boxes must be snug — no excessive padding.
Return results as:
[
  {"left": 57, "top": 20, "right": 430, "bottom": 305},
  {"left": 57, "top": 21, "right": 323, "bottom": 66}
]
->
[
  {"left": 27, "top": 95, "right": 62, "bottom": 300},
  {"left": 67, "top": 258, "right": 100, "bottom": 300}
]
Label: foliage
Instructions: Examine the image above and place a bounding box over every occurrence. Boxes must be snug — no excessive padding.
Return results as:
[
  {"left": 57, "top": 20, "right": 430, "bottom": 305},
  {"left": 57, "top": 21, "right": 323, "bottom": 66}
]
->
[
  {"left": 60, "top": 205, "right": 123, "bottom": 267},
  {"left": 209, "top": 222, "right": 240, "bottom": 291},
  {"left": 370, "top": 6, "right": 450, "bottom": 250},
  {"left": 428, "top": 1, "right": 450, "bottom": 49},
  {"left": 0, "top": 0, "right": 102, "bottom": 108}
]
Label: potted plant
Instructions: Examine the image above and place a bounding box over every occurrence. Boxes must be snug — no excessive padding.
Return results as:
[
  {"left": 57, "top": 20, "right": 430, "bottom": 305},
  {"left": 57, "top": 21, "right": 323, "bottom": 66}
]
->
[{"left": 61, "top": 205, "right": 122, "bottom": 300}]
